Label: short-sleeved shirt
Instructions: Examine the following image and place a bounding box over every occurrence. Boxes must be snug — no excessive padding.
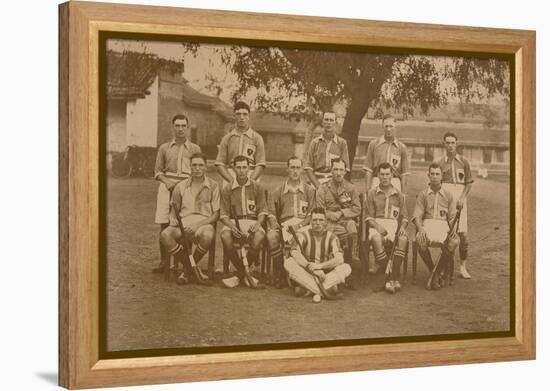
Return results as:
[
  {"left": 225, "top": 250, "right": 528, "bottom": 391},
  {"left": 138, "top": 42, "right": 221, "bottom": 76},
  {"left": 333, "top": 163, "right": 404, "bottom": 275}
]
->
[
  {"left": 268, "top": 180, "right": 316, "bottom": 223},
  {"left": 291, "top": 229, "right": 342, "bottom": 264},
  {"left": 215, "top": 128, "right": 266, "bottom": 168},
  {"left": 413, "top": 186, "right": 457, "bottom": 223},
  {"left": 305, "top": 135, "right": 351, "bottom": 173},
  {"left": 436, "top": 154, "right": 474, "bottom": 185},
  {"left": 365, "top": 186, "right": 408, "bottom": 223},
  {"left": 363, "top": 136, "right": 410, "bottom": 178},
  {"left": 316, "top": 179, "right": 361, "bottom": 220},
  {"left": 169, "top": 176, "right": 220, "bottom": 226},
  {"left": 154, "top": 139, "right": 202, "bottom": 180},
  {"left": 220, "top": 178, "right": 268, "bottom": 221}
]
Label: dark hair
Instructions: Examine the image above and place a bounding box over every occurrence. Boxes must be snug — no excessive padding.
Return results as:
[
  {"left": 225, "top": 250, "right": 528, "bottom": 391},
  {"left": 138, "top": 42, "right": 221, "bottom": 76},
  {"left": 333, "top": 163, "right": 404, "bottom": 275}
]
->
[
  {"left": 443, "top": 132, "right": 458, "bottom": 142},
  {"left": 330, "top": 157, "right": 347, "bottom": 169},
  {"left": 232, "top": 155, "right": 250, "bottom": 166},
  {"left": 378, "top": 162, "right": 393, "bottom": 172},
  {"left": 190, "top": 152, "right": 207, "bottom": 165},
  {"left": 428, "top": 162, "right": 442, "bottom": 172},
  {"left": 382, "top": 114, "right": 395, "bottom": 122},
  {"left": 311, "top": 207, "right": 326, "bottom": 216},
  {"left": 172, "top": 114, "right": 189, "bottom": 124},
  {"left": 287, "top": 156, "right": 303, "bottom": 167},
  {"left": 233, "top": 101, "right": 250, "bottom": 113}
]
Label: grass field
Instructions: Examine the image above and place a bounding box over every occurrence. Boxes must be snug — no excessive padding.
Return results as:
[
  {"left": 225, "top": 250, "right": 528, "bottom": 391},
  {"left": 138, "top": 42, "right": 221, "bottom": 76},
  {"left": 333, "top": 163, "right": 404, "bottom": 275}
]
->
[{"left": 105, "top": 172, "right": 511, "bottom": 352}]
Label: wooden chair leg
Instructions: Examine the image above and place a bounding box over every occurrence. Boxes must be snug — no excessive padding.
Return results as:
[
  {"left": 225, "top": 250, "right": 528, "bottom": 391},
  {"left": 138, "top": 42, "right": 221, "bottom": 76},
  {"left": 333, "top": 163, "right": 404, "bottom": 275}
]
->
[
  {"left": 412, "top": 241, "right": 418, "bottom": 284},
  {"left": 402, "top": 241, "right": 409, "bottom": 283}
]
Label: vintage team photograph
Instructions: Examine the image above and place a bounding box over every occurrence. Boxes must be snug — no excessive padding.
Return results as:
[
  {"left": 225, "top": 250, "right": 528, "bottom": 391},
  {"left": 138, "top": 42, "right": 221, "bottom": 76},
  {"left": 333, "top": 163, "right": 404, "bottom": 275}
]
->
[{"left": 102, "top": 36, "right": 512, "bottom": 353}]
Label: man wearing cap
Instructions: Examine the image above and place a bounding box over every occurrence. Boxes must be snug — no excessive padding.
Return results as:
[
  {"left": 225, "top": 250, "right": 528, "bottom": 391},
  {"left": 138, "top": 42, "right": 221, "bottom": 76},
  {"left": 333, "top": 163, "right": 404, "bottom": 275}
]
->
[
  {"left": 315, "top": 158, "right": 362, "bottom": 288},
  {"left": 436, "top": 132, "right": 474, "bottom": 279},
  {"left": 152, "top": 114, "right": 201, "bottom": 273},
  {"left": 215, "top": 101, "right": 266, "bottom": 183},
  {"left": 305, "top": 111, "right": 351, "bottom": 190},
  {"left": 412, "top": 162, "right": 460, "bottom": 290},
  {"left": 160, "top": 153, "right": 220, "bottom": 285},
  {"left": 219, "top": 155, "right": 268, "bottom": 288},
  {"left": 284, "top": 207, "right": 351, "bottom": 303},
  {"left": 266, "top": 156, "right": 316, "bottom": 288},
  {"left": 363, "top": 114, "right": 410, "bottom": 193},
  {"left": 365, "top": 162, "right": 409, "bottom": 293}
]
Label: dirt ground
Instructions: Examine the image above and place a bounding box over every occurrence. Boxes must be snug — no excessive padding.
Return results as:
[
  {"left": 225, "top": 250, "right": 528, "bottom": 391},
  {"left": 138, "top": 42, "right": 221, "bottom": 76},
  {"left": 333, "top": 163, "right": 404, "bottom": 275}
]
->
[{"left": 105, "top": 171, "right": 511, "bottom": 352}]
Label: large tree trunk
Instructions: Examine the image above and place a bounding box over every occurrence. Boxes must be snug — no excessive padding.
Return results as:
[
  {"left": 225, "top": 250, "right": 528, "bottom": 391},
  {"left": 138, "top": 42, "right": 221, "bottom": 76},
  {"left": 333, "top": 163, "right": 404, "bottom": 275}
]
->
[{"left": 340, "top": 96, "right": 371, "bottom": 171}]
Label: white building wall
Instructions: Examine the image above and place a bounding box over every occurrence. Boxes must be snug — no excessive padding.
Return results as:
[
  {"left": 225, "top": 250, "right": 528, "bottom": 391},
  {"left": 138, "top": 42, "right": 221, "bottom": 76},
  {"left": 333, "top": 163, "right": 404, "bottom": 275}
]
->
[{"left": 126, "top": 76, "right": 159, "bottom": 147}]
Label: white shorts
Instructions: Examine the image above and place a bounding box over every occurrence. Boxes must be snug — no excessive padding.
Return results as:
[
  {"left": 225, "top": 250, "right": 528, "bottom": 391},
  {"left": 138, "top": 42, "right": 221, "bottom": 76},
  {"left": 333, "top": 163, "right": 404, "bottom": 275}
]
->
[
  {"left": 220, "top": 219, "right": 266, "bottom": 235},
  {"left": 276, "top": 217, "right": 310, "bottom": 243},
  {"left": 154, "top": 178, "right": 187, "bottom": 224},
  {"left": 368, "top": 218, "right": 398, "bottom": 241},
  {"left": 442, "top": 183, "right": 468, "bottom": 233},
  {"left": 370, "top": 177, "right": 402, "bottom": 191},
  {"left": 177, "top": 214, "right": 214, "bottom": 239},
  {"left": 314, "top": 172, "right": 332, "bottom": 185},
  {"left": 423, "top": 219, "right": 450, "bottom": 244}
]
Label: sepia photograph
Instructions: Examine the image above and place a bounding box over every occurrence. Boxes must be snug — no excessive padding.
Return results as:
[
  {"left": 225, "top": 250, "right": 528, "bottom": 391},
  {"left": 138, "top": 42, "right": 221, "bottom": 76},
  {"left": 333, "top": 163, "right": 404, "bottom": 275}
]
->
[{"left": 101, "top": 35, "right": 512, "bottom": 354}]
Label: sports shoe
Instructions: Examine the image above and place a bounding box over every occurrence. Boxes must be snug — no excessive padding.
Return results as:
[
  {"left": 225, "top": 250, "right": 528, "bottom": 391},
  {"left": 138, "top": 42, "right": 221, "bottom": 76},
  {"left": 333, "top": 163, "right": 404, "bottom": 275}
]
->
[
  {"left": 243, "top": 275, "right": 259, "bottom": 288},
  {"left": 294, "top": 286, "right": 308, "bottom": 297},
  {"left": 385, "top": 280, "right": 395, "bottom": 294},
  {"left": 221, "top": 276, "right": 240, "bottom": 288},
  {"left": 394, "top": 280, "right": 402, "bottom": 292},
  {"left": 459, "top": 262, "right": 472, "bottom": 279},
  {"left": 176, "top": 272, "right": 189, "bottom": 285}
]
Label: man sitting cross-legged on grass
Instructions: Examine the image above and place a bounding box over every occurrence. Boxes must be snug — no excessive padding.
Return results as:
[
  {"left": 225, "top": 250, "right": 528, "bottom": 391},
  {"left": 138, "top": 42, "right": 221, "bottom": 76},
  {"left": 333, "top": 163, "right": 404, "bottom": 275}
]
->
[
  {"left": 266, "top": 156, "right": 316, "bottom": 288},
  {"left": 160, "top": 153, "right": 220, "bottom": 285},
  {"left": 284, "top": 207, "right": 351, "bottom": 303}
]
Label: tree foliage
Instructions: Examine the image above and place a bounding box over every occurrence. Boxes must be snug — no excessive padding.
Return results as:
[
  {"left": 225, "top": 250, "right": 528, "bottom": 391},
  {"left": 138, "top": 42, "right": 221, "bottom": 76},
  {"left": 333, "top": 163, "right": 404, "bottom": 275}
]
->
[{"left": 191, "top": 44, "right": 510, "bottom": 165}]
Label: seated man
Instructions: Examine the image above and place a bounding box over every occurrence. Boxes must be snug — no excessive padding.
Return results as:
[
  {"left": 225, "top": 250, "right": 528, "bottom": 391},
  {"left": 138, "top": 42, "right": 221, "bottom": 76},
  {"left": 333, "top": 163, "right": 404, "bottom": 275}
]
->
[
  {"left": 284, "top": 207, "right": 351, "bottom": 303},
  {"left": 219, "top": 155, "right": 268, "bottom": 288},
  {"left": 160, "top": 153, "right": 219, "bottom": 285},
  {"left": 365, "top": 162, "right": 409, "bottom": 293},
  {"left": 266, "top": 156, "right": 316, "bottom": 288},
  {"left": 412, "top": 162, "right": 460, "bottom": 290},
  {"left": 315, "top": 158, "right": 361, "bottom": 288}
]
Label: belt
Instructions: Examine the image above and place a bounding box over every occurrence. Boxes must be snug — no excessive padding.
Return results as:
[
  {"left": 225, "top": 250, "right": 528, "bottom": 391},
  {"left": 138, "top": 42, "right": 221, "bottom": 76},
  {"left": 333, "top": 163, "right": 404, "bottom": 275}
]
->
[
  {"left": 164, "top": 171, "right": 190, "bottom": 180},
  {"left": 234, "top": 215, "right": 258, "bottom": 221}
]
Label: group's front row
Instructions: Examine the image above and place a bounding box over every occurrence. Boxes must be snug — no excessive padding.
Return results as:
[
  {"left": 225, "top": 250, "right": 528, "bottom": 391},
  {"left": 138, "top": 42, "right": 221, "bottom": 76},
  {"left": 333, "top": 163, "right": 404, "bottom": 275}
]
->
[{"left": 157, "top": 153, "right": 462, "bottom": 303}]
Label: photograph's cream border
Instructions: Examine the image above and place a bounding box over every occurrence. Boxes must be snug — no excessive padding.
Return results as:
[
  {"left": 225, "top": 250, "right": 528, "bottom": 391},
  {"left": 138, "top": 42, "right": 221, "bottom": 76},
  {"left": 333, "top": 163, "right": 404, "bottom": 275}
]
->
[{"left": 59, "top": 1, "right": 535, "bottom": 389}]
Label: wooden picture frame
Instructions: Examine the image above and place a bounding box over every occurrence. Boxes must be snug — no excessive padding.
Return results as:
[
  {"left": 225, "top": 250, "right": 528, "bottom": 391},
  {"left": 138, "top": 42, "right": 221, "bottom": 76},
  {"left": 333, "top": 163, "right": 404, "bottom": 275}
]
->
[{"left": 59, "top": 1, "right": 535, "bottom": 389}]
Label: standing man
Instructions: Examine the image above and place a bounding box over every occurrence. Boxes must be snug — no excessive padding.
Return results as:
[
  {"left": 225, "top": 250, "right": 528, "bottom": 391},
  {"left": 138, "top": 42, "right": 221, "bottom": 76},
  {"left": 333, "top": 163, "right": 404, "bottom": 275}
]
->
[
  {"left": 152, "top": 114, "right": 201, "bottom": 273},
  {"left": 215, "top": 101, "right": 266, "bottom": 182},
  {"left": 363, "top": 114, "right": 410, "bottom": 193},
  {"left": 219, "top": 155, "right": 268, "bottom": 288},
  {"left": 365, "top": 162, "right": 409, "bottom": 293},
  {"left": 284, "top": 207, "right": 352, "bottom": 303},
  {"left": 412, "top": 163, "right": 460, "bottom": 290},
  {"left": 305, "top": 111, "right": 351, "bottom": 189},
  {"left": 315, "top": 158, "right": 361, "bottom": 288},
  {"left": 266, "top": 156, "right": 316, "bottom": 288},
  {"left": 436, "top": 132, "right": 474, "bottom": 279},
  {"left": 160, "top": 153, "right": 220, "bottom": 285}
]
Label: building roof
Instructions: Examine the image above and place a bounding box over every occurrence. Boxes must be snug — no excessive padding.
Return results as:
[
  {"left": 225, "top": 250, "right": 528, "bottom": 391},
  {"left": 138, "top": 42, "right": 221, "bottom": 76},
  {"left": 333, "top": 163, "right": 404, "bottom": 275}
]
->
[
  {"left": 107, "top": 50, "right": 185, "bottom": 100},
  {"left": 357, "top": 120, "right": 509, "bottom": 147}
]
